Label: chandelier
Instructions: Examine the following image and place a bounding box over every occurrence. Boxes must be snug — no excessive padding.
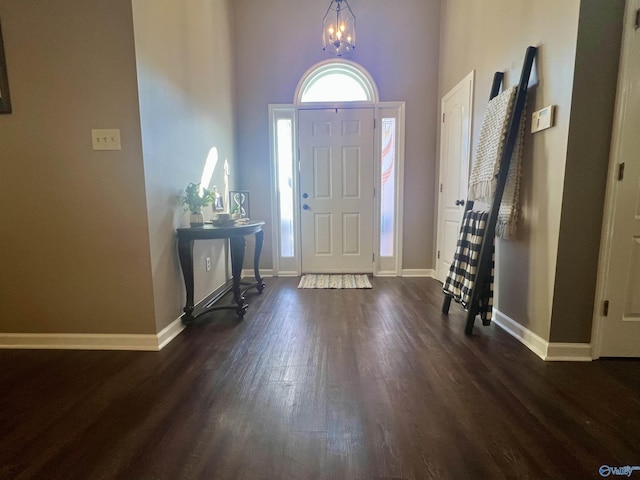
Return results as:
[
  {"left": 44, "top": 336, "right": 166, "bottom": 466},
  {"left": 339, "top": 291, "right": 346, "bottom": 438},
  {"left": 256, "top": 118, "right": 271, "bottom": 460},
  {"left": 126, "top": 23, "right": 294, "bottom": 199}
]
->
[{"left": 322, "top": 0, "right": 356, "bottom": 56}]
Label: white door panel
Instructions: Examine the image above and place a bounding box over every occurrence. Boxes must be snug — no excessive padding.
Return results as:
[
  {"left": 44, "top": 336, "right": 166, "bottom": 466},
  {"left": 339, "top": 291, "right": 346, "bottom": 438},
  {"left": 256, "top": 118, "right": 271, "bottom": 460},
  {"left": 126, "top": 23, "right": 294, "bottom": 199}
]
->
[
  {"left": 299, "top": 108, "right": 374, "bottom": 273},
  {"left": 436, "top": 72, "right": 474, "bottom": 282},
  {"left": 598, "top": 0, "right": 640, "bottom": 357}
]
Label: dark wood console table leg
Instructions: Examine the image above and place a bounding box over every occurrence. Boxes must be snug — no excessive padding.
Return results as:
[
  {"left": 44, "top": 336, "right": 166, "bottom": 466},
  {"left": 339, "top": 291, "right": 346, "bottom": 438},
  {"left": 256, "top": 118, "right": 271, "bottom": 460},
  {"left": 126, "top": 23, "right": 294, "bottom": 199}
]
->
[
  {"left": 229, "top": 235, "right": 249, "bottom": 317},
  {"left": 177, "top": 237, "right": 196, "bottom": 325},
  {"left": 254, "top": 230, "right": 265, "bottom": 293}
]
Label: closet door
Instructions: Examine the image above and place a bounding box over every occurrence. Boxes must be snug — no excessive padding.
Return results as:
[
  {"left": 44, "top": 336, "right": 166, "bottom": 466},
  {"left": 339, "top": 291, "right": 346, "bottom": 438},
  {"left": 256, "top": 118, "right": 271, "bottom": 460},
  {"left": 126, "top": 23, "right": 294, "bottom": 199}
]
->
[
  {"left": 436, "top": 72, "right": 474, "bottom": 282},
  {"left": 598, "top": 0, "right": 640, "bottom": 357}
]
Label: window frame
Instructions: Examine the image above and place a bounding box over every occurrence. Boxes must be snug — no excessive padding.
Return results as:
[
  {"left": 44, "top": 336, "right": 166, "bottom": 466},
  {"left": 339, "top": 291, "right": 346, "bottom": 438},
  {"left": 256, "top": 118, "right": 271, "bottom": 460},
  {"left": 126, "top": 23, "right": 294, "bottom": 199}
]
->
[
  {"left": 269, "top": 105, "right": 300, "bottom": 276},
  {"left": 295, "top": 59, "right": 379, "bottom": 106}
]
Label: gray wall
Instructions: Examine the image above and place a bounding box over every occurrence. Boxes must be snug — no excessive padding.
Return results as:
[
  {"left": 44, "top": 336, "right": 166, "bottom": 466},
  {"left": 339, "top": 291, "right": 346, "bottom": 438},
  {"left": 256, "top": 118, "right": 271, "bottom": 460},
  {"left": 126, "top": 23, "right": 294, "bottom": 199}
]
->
[
  {"left": 550, "top": 0, "right": 624, "bottom": 342},
  {"left": 233, "top": 0, "right": 441, "bottom": 270},
  {"left": 439, "top": 0, "right": 624, "bottom": 342},
  {"left": 0, "top": 0, "right": 156, "bottom": 334},
  {"left": 0, "top": 0, "right": 238, "bottom": 336},
  {"left": 439, "top": 0, "right": 581, "bottom": 340}
]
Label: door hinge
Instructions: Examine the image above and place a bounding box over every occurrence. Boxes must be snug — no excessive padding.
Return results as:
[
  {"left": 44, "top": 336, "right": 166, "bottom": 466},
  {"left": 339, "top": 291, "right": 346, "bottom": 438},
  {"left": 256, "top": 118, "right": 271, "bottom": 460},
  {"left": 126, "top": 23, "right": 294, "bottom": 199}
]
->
[
  {"left": 635, "top": 8, "right": 640, "bottom": 29},
  {"left": 603, "top": 300, "right": 609, "bottom": 316},
  {"left": 437, "top": 250, "right": 440, "bottom": 259},
  {"left": 372, "top": 253, "right": 375, "bottom": 262},
  {"left": 442, "top": 113, "right": 445, "bottom": 123},
  {"left": 373, "top": 187, "right": 376, "bottom": 198},
  {"left": 439, "top": 183, "right": 443, "bottom": 193},
  {"left": 618, "top": 162, "right": 625, "bottom": 181},
  {"left": 374, "top": 118, "right": 376, "bottom": 129}
]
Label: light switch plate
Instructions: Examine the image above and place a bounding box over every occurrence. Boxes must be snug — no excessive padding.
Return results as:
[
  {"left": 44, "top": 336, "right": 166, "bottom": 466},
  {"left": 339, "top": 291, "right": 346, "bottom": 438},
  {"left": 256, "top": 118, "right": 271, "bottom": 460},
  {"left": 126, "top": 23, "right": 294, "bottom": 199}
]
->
[
  {"left": 531, "top": 106, "right": 555, "bottom": 133},
  {"left": 91, "top": 129, "right": 121, "bottom": 150}
]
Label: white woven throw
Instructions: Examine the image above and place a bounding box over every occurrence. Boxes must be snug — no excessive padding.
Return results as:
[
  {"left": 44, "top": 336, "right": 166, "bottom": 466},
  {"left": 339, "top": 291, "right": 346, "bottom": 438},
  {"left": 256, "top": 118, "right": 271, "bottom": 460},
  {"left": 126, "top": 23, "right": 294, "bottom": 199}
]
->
[
  {"left": 468, "top": 86, "right": 524, "bottom": 239},
  {"left": 496, "top": 104, "right": 526, "bottom": 239}
]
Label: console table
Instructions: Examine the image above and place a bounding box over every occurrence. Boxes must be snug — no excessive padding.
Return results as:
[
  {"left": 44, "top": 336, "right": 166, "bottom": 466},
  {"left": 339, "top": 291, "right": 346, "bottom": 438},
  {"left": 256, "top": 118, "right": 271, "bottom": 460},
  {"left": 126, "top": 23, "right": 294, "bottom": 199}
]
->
[{"left": 176, "top": 222, "right": 265, "bottom": 324}]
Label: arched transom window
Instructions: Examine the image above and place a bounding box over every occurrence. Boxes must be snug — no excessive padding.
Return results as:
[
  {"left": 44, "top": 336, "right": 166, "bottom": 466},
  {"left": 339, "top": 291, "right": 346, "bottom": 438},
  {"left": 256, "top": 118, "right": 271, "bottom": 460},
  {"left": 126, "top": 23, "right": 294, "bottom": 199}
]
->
[{"left": 296, "top": 60, "right": 378, "bottom": 104}]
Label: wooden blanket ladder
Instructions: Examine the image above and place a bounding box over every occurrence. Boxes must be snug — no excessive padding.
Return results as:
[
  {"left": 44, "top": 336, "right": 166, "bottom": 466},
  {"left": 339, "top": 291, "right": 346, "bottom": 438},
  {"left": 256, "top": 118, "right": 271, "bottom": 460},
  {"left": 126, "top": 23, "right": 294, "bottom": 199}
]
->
[{"left": 441, "top": 46, "right": 537, "bottom": 334}]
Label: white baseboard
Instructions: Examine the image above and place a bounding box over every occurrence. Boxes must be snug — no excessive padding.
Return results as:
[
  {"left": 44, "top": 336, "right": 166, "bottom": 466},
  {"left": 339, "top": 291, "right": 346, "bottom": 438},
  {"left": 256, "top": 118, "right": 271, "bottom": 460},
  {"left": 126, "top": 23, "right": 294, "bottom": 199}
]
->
[
  {"left": 241, "top": 268, "right": 274, "bottom": 278},
  {"left": 156, "top": 316, "right": 186, "bottom": 350},
  {"left": 545, "top": 343, "right": 593, "bottom": 361},
  {"left": 268, "top": 271, "right": 438, "bottom": 278},
  {"left": 375, "top": 271, "right": 399, "bottom": 277},
  {"left": 492, "top": 310, "right": 548, "bottom": 360},
  {"left": 0, "top": 315, "right": 188, "bottom": 352},
  {"left": 401, "top": 269, "right": 435, "bottom": 278},
  {"left": 492, "top": 309, "right": 592, "bottom": 361},
  {"left": 274, "top": 271, "right": 299, "bottom": 277},
  {"left": 0, "top": 332, "right": 162, "bottom": 351}
]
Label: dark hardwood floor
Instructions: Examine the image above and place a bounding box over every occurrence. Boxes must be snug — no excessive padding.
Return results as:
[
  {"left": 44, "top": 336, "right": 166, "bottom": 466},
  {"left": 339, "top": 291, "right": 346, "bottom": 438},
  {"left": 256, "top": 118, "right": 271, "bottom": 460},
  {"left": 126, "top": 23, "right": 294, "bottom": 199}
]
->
[{"left": 1, "top": 277, "right": 639, "bottom": 479}]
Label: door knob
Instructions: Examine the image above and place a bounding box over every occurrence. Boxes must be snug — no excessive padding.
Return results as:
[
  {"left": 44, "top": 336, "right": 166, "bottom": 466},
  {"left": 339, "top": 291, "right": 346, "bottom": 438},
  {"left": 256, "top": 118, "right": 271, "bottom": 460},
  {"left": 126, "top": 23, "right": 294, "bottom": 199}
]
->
[
  {"left": 455, "top": 199, "right": 465, "bottom": 206},
  {"left": 302, "top": 193, "right": 309, "bottom": 199},
  {"left": 303, "top": 204, "right": 310, "bottom": 210}
]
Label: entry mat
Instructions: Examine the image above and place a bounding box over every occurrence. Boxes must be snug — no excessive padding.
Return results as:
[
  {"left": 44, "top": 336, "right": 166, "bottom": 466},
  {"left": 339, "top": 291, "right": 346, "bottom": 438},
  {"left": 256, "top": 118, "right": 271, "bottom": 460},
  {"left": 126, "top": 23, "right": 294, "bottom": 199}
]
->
[{"left": 297, "top": 274, "right": 372, "bottom": 289}]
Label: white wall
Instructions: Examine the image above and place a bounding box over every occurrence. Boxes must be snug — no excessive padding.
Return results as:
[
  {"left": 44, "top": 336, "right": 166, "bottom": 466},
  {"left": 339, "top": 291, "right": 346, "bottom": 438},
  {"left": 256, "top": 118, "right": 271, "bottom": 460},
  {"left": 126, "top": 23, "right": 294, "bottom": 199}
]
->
[{"left": 132, "top": 0, "right": 238, "bottom": 331}]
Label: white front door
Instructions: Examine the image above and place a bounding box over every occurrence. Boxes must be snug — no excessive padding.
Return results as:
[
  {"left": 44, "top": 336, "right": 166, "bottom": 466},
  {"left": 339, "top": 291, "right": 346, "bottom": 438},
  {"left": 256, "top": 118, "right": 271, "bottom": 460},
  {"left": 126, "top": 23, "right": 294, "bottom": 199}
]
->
[
  {"left": 598, "top": 1, "right": 640, "bottom": 357},
  {"left": 299, "top": 108, "right": 374, "bottom": 273},
  {"left": 436, "top": 72, "right": 474, "bottom": 282}
]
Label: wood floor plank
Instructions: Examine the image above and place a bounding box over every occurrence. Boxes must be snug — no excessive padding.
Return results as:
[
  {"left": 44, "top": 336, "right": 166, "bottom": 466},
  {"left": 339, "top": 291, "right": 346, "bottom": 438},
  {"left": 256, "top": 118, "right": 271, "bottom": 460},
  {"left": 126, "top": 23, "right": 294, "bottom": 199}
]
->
[{"left": 0, "top": 277, "right": 639, "bottom": 479}]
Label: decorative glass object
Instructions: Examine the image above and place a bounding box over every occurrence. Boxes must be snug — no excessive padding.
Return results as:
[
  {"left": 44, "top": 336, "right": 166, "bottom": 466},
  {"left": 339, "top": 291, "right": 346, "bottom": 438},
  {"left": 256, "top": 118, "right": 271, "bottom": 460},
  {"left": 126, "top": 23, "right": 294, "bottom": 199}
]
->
[{"left": 229, "top": 191, "right": 250, "bottom": 219}]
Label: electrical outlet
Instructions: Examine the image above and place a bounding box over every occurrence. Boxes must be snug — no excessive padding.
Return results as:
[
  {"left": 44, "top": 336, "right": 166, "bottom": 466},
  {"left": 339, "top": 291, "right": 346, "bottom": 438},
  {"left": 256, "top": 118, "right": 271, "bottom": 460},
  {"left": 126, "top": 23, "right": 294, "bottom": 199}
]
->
[
  {"left": 91, "top": 129, "right": 121, "bottom": 150},
  {"left": 206, "top": 257, "right": 211, "bottom": 272}
]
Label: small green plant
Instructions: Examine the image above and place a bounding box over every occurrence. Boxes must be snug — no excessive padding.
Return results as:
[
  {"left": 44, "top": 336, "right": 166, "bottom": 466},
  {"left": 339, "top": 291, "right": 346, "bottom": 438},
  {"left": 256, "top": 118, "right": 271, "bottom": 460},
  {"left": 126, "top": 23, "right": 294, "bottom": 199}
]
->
[{"left": 182, "top": 182, "right": 214, "bottom": 214}]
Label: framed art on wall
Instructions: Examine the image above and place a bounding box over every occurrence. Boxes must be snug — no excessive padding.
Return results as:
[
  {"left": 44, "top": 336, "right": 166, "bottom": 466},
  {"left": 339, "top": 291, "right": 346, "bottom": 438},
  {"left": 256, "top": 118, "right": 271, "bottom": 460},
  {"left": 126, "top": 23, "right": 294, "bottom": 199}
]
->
[{"left": 0, "top": 18, "right": 11, "bottom": 114}]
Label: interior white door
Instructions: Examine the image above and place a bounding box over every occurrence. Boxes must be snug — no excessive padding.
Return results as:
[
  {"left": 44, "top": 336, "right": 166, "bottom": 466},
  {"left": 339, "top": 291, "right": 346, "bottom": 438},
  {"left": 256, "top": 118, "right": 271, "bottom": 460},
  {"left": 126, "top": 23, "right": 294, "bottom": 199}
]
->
[
  {"left": 436, "top": 72, "right": 474, "bottom": 283},
  {"left": 299, "top": 108, "right": 374, "bottom": 273},
  {"left": 599, "top": 2, "right": 640, "bottom": 357}
]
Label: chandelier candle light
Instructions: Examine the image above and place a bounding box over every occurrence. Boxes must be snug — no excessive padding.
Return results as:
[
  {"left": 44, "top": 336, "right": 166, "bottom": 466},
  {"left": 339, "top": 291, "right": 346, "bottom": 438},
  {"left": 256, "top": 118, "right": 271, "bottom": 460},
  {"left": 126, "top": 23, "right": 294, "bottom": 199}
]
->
[{"left": 322, "top": 0, "right": 356, "bottom": 56}]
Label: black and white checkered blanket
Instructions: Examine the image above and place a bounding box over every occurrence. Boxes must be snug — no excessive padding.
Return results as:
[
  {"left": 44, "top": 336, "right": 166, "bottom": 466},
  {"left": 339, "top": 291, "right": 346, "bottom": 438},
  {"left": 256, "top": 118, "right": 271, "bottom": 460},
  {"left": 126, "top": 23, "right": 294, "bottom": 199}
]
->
[{"left": 443, "top": 210, "right": 494, "bottom": 323}]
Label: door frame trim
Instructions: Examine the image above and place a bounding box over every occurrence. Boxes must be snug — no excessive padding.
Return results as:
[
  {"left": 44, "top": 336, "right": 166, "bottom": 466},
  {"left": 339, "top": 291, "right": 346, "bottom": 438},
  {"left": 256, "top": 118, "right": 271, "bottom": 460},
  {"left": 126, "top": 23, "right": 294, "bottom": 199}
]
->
[
  {"left": 269, "top": 102, "right": 405, "bottom": 277},
  {"left": 591, "top": 0, "right": 637, "bottom": 359}
]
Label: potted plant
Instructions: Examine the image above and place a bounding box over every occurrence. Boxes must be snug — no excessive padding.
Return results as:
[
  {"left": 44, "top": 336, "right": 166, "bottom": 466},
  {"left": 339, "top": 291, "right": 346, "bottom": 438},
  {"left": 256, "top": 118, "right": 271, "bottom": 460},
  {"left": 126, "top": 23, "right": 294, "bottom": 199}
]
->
[{"left": 182, "top": 182, "right": 214, "bottom": 227}]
